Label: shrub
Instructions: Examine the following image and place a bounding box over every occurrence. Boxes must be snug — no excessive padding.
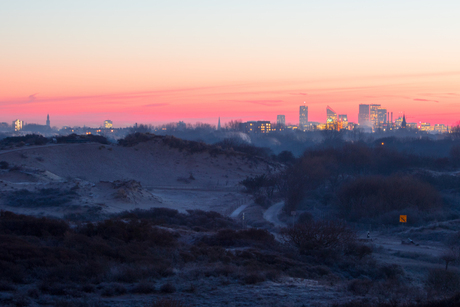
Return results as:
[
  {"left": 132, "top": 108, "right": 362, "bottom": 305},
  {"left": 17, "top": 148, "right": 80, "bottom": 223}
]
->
[
  {"left": 131, "top": 281, "right": 156, "bottom": 294},
  {"left": 101, "top": 283, "right": 127, "bottom": 297},
  {"left": 347, "top": 279, "right": 372, "bottom": 295},
  {"left": 0, "top": 211, "right": 69, "bottom": 237},
  {"left": 5, "top": 188, "right": 77, "bottom": 208},
  {"left": 242, "top": 273, "right": 266, "bottom": 285},
  {"left": 0, "top": 281, "right": 15, "bottom": 291},
  {"left": 377, "top": 264, "right": 405, "bottom": 280},
  {"left": 426, "top": 268, "right": 460, "bottom": 293},
  {"left": 202, "top": 228, "right": 275, "bottom": 247},
  {"left": 27, "top": 287, "right": 40, "bottom": 298},
  {"left": 337, "top": 175, "right": 442, "bottom": 223},
  {"left": 0, "top": 161, "right": 9, "bottom": 169},
  {"left": 281, "top": 220, "right": 356, "bottom": 256},
  {"left": 147, "top": 298, "right": 186, "bottom": 307},
  {"left": 159, "top": 282, "right": 176, "bottom": 294}
]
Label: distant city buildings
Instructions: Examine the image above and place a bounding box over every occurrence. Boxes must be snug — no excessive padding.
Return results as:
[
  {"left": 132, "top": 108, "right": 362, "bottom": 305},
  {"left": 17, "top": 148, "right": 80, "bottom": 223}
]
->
[
  {"left": 12, "top": 119, "right": 23, "bottom": 131},
  {"left": 239, "top": 121, "right": 271, "bottom": 133},
  {"left": 277, "top": 115, "right": 285, "bottom": 126},
  {"left": 358, "top": 104, "right": 370, "bottom": 127},
  {"left": 326, "top": 106, "right": 338, "bottom": 130},
  {"left": 104, "top": 120, "right": 113, "bottom": 128},
  {"left": 0, "top": 104, "right": 453, "bottom": 136},
  {"left": 299, "top": 106, "right": 308, "bottom": 129}
]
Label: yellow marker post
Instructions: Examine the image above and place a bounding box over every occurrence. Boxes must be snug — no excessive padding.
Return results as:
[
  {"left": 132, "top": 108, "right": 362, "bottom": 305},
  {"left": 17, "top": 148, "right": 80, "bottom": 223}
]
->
[{"left": 400, "top": 215, "right": 407, "bottom": 223}]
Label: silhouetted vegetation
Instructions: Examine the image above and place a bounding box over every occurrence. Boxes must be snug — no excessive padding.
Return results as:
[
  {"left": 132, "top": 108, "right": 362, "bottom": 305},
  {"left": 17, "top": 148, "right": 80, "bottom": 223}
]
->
[
  {"left": 337, "top": 175, "right": 442, "bottom": 223},
  {"left": 0, "top": 134, "right": 48, "bottom": 147},
  {"left": 6, "top": 188, "right": 78, "bottom": 208},
  {"left": 56, "top": 133, "right": 108, "bottom": 144}
]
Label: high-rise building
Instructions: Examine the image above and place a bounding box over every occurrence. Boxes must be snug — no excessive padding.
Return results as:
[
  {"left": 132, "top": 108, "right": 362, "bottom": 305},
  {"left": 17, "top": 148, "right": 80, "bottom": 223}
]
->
[
  {"left": 217, "top": 117, "right": 221, "bottom": 130},
  {"left": 326, "top": 106, "right": 337, "bottom": 122},
  {"left": 358, "top": 104, "right": 370, "bottom": 126},
  {"left": 104, "top": 120, "right": 113, "bottom": 128},
  {"left": 338, "top": 114, "right": 348, "bottom": 130},
  {"left": 377, "top": 108, "right": 387, "bottom": 127},
  {"left": 338, "top": 114, "right": 348, "bottom": 122},
  {"left": 326, "top": 106, "right": 338, "bottom": 130},
  {"left": 12, "top": 119, "right": 23, "bottom": 131},
  {"left": 299, "top": 105, "right": 308, "bottom": 128},
  {"left": 369, "top": 104, "right": 381, "bottom": 128},
  {"left": 46, "top": 114, "right": 50, "bottom": 127},
  {"left": 277, "top": 115, "right": 285, "bottom": 126}
]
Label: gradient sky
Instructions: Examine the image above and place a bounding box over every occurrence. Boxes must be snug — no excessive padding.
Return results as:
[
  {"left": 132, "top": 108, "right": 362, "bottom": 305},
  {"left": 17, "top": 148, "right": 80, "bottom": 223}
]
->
[{"left": 1, "top": 1, "right": 459, "bottom": 127}]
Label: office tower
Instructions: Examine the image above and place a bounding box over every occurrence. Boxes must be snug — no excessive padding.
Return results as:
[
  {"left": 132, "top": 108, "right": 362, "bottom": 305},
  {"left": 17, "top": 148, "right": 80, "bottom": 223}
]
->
[
  {"left": 391, "top": 112, "right": 393, "bottom": 123},
  {"left": 369, "top": 104, "right": 381, "bottom": 127},
  {"left": 358, "top": 104, "right": 370, "bottom": 126},
  {"left": 46, "top": 114, "right": 50, "bottom": 127},
  {"left": 217, "top": 117, "right": 221, "bottom": 130},
  {"left": 12, "top": 119, "right": 23, "bottom": 131},
  {"left": 104, "top": 120, "right": 113, "bottom": 128},
  {"left": 277, "top": 115, "right": 285, "bottom": 126},
  {"left": 326, "top": 106, "right": 337, "bottom": 122},
  {"left": 377, "top": 108, "right": 387, "bottom": 127},
  {"left": 299, "top": 105, "right": 308, "bottom": 128},
  {"left": 338, "top": 114, "right": 348, "bottom": 130},
  {"left": 338, "top": 114, "right": 348, "bottom": 122},
  {"left": 326, "top": 106, "right": 338, "bottom": 130}
]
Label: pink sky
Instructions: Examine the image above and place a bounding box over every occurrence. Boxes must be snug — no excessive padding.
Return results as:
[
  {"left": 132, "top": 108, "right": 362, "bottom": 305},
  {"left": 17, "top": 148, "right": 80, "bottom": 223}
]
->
[{"left": 1, "top": 1, "right": 459, "bottom": 127}]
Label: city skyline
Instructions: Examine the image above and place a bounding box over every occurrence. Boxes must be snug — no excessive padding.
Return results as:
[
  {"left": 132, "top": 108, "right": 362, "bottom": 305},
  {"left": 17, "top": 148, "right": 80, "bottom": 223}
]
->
[{"left": 5, "top": 100, "right": 453, "bottom": 132}]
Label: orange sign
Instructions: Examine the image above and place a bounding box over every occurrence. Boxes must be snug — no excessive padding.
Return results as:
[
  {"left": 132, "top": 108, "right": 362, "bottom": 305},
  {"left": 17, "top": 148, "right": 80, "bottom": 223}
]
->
[{"left": 400, "top": 215, "right": 407, "bottom": 223}]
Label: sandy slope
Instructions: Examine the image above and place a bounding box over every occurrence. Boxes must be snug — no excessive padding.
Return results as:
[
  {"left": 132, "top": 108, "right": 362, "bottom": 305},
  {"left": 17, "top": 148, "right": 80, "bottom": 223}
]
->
[
  {"left": 0, "top": 141, "right": 280, "bottom": 216},
  {"left": 0, "top": 142, "right": 277, "bottom": 188}
]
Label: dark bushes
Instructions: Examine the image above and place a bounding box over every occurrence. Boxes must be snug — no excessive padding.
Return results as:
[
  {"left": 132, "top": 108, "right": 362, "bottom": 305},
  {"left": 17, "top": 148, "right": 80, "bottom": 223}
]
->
[
  {"left": 0, "top": 211, "right": 69, "bottom": 237},
  {"left": 281, "top": 220, "right": 357, "bottom": 256},
  {"left": 148, "top": 298, "right": 186, "bottom": 307},
  {"left": 159, "top": 282, "right": 176, "bottom": 294},
  {"left": 56, "top": 134, "right": 108, "bottom": 144},
  {"left": 118, "top": 132, "right": 155, "bottom": 146},
  {"left": 6, "top": 188, "right": 77, "bottom": 208},
  {"left": 202, "top": 228, "right": 275, "bottom": 247},
  {"left": 426, "top": 269, "right": 460, "bottom": 293},
  {"left": 337, "top": 175, "right": 442, "bottom": 222},
  {"left": 116, "top": 208, "right": 238, "bottom": 230},
  {"left": 348, "top": 278, "right": 372, "bottom": 295},
  {"left": 0, "top": 134, "right": 48, "bottom": 147}
]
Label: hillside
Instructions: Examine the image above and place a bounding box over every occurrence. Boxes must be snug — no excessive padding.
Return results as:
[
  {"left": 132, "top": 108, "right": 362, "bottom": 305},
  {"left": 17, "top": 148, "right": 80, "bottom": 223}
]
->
[{"left": 0, "top": 139, "right": 281, "bottom": 218}]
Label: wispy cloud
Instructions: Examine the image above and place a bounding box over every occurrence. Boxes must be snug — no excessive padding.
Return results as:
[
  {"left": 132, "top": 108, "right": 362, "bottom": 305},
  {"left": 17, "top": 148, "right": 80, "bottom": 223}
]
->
[
  {"left": 290, "top": 93, "right": 308, "bottom": 96},
  {"left": 28, "top": 93, "right": 38, "bottom": 101},
  {"left": 414, "top": 98, "right": 439, "bottom": 103},
  {"left": 219, "top": 99, "right": 284, "bottom": 106},
  {"left": 144, "top": 103, "right": 169, "bottom": 107}
]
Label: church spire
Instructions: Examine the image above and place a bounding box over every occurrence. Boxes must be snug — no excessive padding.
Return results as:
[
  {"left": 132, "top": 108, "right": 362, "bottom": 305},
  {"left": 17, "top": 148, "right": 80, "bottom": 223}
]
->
[{"left": 401, "top": 113, "right": 406, "bottom": 128}]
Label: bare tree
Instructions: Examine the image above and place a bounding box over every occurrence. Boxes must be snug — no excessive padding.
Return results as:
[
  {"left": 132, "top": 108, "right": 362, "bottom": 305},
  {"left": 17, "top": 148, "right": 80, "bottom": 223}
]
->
[{"left": 441, "top": 250, "right": 457, "bottom": 270}]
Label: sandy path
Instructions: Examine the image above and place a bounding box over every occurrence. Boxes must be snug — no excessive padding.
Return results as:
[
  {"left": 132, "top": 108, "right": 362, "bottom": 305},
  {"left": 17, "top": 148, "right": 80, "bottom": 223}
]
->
[
  {"left": 263, "top": 201, "right": 285, "bottom": 227},
  {"left": 230, "top": 204, "right": 249, "bottom": 217}
]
